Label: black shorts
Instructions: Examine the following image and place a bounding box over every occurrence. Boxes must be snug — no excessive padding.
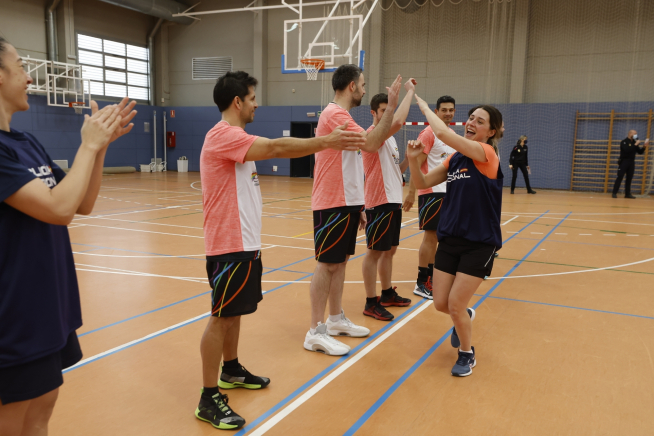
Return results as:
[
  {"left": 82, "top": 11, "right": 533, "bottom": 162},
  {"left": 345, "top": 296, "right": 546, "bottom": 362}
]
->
[
  {"left": 206, "top": 251, "right": 263, "bottom": 317},
  {"left": 0, "top": 331, "right": 82, "bottom": 404},
  {"left": 365, "top": 204, "right": 402, "bottom": 251},
  {"left": 434, "top": 237, "right": 497, "bottom": 279},
  {"left": 418, "top": 193, "right": 445, "bottom": 231},
  {"left": 313, "top": 206, "right": 362, "bottom": 263}
]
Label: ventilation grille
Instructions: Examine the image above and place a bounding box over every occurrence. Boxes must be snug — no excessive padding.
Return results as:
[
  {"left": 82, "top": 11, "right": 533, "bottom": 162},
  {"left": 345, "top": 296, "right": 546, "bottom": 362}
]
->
[{"left": 192, "top": 57, "right": 232, "bottom": 80}]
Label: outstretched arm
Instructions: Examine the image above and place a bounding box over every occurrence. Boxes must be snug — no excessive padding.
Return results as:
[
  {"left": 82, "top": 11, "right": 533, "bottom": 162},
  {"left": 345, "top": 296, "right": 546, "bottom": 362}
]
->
[
  {"left": 414, "top": 94, "right": 487, "bottom": 162},
  {"left": 245, "top": 121, "right": 365, "bottom": 161},
  {"left": 360, "top": 75, "right": 403, "bottom": 153},
  {"left": 388, "top": 78, "right": 417, "bottom": 138}
]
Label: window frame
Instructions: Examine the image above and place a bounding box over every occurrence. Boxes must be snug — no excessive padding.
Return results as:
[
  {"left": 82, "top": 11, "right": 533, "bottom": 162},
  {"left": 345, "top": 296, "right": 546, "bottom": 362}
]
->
[{"left": 77, "top": 32, "right": 151, "bottom": 105}]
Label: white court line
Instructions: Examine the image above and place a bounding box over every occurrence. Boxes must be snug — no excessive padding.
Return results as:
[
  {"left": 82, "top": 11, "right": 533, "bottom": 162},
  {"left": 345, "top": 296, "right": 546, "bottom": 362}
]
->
[
  {"left": 190, "top": 181, "right": 202, "bottom": 191},
  {"left": 73, "top": 204, "right": 204, "bottom": 221},
  {"left": 579, "top": 234, "right": 592, "bottom": 236},
  {"left": 248, "top": 300, "right": 432, "bottom": 436},
  {"left": 502, "top": 216, "right": 519, "bottom": 226},
  {"left": 555, "top": 233, "right": 567, "bottom": 235},
  {"left": 74, "top": 252, "right": 205, "bottom": 258},
  {"left": 627, "top": 234, "right": 640, "bottom": 237},
  {"left": 502, "top": 211, "right": 654, "bottom": 216},
  {"left": 603, "top": 234, "right": 616, "bottom": 236},
  {"left": 531, "top": 232, "right": 543, "bottom": 234},
  {"left": 73, "top": 223, "right": 204, "bottom": 239}
]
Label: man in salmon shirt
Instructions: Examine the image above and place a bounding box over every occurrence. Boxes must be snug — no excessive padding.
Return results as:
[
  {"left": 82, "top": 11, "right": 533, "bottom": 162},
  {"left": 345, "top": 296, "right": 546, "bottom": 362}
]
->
[
  {"left": 303, "top": 65, "right": 403, "bottom": 356},
  {"left": 360, "top": 84, "right": 417, "bottom": 322},
  {"left": 196, "top": 71, "right": 366, "bottom": 430}
]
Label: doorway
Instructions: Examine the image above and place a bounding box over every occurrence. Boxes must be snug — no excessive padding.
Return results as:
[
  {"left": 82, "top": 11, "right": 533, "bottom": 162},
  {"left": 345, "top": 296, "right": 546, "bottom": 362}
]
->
[{"left": 290, "top": 122, "right": 318, "bottom": 178}]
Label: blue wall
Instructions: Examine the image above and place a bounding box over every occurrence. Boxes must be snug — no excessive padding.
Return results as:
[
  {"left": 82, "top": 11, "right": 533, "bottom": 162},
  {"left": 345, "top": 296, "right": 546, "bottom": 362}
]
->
[{"left": 14, "top": 95, "right": 652, "bottom": 191}]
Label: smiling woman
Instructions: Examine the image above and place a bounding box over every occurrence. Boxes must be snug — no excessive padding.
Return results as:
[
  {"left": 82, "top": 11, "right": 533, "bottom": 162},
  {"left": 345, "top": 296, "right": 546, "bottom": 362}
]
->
[{"left": 0, "top": 36, "right": 138, "bottom": 436}]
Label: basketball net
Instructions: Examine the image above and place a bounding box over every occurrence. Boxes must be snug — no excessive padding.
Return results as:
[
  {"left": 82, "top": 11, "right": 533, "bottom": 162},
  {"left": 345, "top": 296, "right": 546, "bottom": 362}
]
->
[{"left": 301, "top": 59, "right": 325, "bottom": 81}]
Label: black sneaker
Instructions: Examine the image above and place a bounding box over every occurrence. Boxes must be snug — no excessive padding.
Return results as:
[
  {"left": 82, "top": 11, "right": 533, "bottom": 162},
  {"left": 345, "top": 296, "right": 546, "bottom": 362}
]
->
[
  {"left": 363, "top": 297, "right": 394, "bottom": 321},
  {"left": 219, "top": 365, "right": 270, "bottom": 390},
  {"left": 612, "top": 193, "right": 617, "bottom": 198},
  {"left": 625, "top": 194, "right": 636, "bottom": 199},
  {"left": 528, "top": 190, "right": 537, "bottom": 194},
  {"left": 195, "top": 390, "right": 246, "bottom": 430},
  {"left": 380, "top": 287, "right": 411, "bottom": 307},
  {"left": 450, "top": 308, "right": 476, "bottom": 348},
  {"left": 451, "top": 346, "right": 476, "bottom": 377},
  {"left": 413, "top": 277, "right": 433, "bottom": 300}
]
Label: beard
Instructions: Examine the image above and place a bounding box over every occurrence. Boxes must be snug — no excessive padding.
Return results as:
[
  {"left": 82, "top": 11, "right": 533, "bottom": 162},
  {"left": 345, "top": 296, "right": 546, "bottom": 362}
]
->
[{"left": 351, "top": 93, "right": 362, "bottom": 108}]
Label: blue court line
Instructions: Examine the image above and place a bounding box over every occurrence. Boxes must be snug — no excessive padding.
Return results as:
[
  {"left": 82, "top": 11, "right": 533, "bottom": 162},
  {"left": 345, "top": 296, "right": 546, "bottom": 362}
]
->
[
  {"left": 473, "top": 294, "right": 654, "bottom": 320},
  {"left": 234, "top": 215, "right": 544, "bottom": 436},
  {"left": 233, "top": 300, "right": 430, "bottom": 436},
  {"left": 343, "top": 211, "right": 563, "bottom": 436}
]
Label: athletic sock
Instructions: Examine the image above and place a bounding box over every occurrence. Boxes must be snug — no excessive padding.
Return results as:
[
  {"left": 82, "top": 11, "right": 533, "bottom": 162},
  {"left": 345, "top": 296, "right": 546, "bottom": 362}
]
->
[
  {"left": 223, "top": 358, "right": 240, "bottom": 370},
  {"left": 381, "top": 287, "right": 395, "bottom": 297},
  {"left": 366, "top": 297, "right": 378, "bottom": 306},
  {"left": 203, "top": 386, "right": 219, "bottom": 397},
  {"left": 328, "top": 314, "right": 341, "bottom": 323},
  {"left": 417, "top": 267, "right": 430, "bottom": 283},
  {"left": 428, "top": 263, "right": 434, "bottom": 278},
  {"left": 459, "top": 349, "right": 473, "bottom": 354}
]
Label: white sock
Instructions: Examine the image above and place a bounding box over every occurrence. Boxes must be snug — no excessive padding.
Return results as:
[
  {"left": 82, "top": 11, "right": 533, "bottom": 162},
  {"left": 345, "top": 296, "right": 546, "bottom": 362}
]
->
[
  {"left": 459, "top": 349, "right": 473, "bottom": 354},
  {"left": 328, "top": 314, "right": 341, "bottom": 323},
  {"left": 310, "top": 328, "right": 316, "bottom": 335}
]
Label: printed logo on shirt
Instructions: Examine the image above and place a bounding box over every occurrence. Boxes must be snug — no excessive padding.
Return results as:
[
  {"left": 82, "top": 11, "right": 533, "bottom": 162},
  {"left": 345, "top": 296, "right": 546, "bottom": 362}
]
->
[
  {"left": 392, "top": 144, "right": 400, "bottom": 165},
  {"left": 440, "top": 152, "right": 449, "bottom": 159},
  {"left": 29, "top": 165, "right": 57, "bottom": 188},
  {"left": 356, "top": 149, "right": 362, "bottom": 157},
  {"left": 251, "top": 171, "right": 260, "bottom": 186},
  {"left": 447, "top": 168, "right": 471, "bottom": 183}
]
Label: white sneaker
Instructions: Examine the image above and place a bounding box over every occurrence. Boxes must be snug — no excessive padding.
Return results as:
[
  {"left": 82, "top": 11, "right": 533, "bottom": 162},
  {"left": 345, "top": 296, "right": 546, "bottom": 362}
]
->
[
  {"left": 326, "top": 310, "right": 370, "bottom": 338},
  {"left": 304, "top": 323, "right": 350, "bottom": 356}
]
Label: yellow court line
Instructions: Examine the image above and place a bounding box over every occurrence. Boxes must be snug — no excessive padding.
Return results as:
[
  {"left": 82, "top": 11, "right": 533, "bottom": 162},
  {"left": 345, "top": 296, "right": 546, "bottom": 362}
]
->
[{"left": 292, "top": 230, "right": 314, "bottom": 238}]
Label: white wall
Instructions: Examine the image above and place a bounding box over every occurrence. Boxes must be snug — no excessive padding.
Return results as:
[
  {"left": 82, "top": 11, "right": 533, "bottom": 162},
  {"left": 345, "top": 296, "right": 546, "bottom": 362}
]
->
[{"left": 0, "top": 0, "right": 48, "bottom": 60}]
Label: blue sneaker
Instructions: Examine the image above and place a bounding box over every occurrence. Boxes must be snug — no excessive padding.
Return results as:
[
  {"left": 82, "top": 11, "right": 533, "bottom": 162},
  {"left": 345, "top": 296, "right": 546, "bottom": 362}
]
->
[
  {"left": 450, "top": 308, "right": 475, "bottom": 348},
  {"left": 451, "top": 346, "right": 476, "bottom": 377}
]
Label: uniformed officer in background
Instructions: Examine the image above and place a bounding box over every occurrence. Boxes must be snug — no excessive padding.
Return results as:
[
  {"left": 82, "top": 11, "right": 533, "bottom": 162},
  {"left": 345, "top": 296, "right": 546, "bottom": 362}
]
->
[
  {"left": 509, "top": 135, "right": 536, "bottom": 194},
  {"left": 612, "top": 130, "right": 648, "bottom": 199}
]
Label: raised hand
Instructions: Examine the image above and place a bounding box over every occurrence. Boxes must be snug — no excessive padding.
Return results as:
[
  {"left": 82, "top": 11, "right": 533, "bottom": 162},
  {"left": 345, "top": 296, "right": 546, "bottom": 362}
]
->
[
  {"left": 81, "top": 104, "right": 122, "bottom": 152},
  {"left": 110, "top": 97, "right": 137, "bottom": 143},
  {"left": 406, "top": 139, "right": 425, "bottom": 160},
  {"left": 386, "top": 74, "right": 402, "bottom": 108},
  {"left": 324, "top": 121, "right": 366, "bottom": 151},
  {"left": 414, "top": 94, "right": 430, "bottom": 115},
  {"left": 404, "top": 78, "right": 417, "bottom": 93}
]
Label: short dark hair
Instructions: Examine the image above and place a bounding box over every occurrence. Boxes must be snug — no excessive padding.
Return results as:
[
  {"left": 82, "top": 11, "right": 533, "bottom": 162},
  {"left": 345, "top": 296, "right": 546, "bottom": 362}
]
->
[
  {"left": 436, "top": 95, "right": 455, "bottom": 110},
  {"left": 332, "top": 64, "right": 362, "bottom": 92},
  {"left": 213, "top": 71, "right": 258, "bottom": 112},
  {"left": 0, "top": 37, "right": 9, "bottom": 69},
  {"left": 370, "top": 93, "right": 388, "bottom": 112}
]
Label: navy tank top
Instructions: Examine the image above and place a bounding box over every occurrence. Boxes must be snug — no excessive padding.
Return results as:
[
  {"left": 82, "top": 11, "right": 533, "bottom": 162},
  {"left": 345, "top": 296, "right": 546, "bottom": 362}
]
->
[{"left": 437, "top": 147, "right": 503, "bottom": 248}]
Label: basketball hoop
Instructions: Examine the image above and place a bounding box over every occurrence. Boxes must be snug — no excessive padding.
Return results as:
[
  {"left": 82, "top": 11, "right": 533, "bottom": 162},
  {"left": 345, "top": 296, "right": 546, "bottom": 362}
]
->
[
  {"left": 69, "top": 102, "right": 85, "bottom": 115},
  {"left": 300, "top": 59, "right": 325, "bottom": 81}
]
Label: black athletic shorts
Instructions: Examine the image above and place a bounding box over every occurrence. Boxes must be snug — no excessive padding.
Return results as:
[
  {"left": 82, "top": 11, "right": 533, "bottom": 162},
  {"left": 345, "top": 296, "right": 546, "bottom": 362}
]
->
[
  {"left": 365, "top": 204, "right": 402, "bottom": 251},
  {"left": 434, "top": 236, "right": 497, "bottom": 279},
  {"left": 418, "top": 192, "right": 445, "bottom": 231},
  {"left": 206, "top": 251, "right": 263, "bottom": 317},
  {"left": 313, "top": 206, "right": 363, "bottom": 263},
  {"left": 0, "top": 331, "right": 82, "bottom": 404}
]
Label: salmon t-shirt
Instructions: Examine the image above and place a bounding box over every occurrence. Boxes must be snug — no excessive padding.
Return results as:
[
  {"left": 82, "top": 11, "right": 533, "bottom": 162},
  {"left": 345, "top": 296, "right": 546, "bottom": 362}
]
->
[
  {"left": 362, "top": 124, "right": 403, "bottom": 208},
  {"left": 311, "top": 103, "right": 366, "bottom": 211},
  {"left": 442, "top": 142, "right": 499, "bottom": 179},
  {"left": 200, "top": 120, "right": 262, "bottom": 256},
  {"left": 417, "top": 125, "right": 456, "bottom": 196}
]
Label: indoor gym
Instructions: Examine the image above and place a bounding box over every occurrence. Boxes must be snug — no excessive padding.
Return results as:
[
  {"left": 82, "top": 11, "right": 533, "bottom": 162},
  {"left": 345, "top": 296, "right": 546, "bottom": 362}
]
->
[{"left": 1, "top": 0, "right": 654, "bottom": 435}]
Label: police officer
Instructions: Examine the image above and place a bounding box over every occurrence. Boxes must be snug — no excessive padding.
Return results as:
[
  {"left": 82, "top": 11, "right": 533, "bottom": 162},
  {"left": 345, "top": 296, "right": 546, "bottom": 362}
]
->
[
  {"left": 509, "top": 135, "right": 536, "bottom": 194},
  {"left": 612, "top": 130, "right": 648, "bottom": 198}
]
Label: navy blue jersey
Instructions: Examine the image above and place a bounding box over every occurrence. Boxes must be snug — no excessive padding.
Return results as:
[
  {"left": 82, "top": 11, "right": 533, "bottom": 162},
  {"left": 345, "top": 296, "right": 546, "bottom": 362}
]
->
[
  {"left": 437, "top": 145, "right": 503, "bottom": 249},
  {"left": 0, "top": 129, "right": 82, "bottom": 368}
]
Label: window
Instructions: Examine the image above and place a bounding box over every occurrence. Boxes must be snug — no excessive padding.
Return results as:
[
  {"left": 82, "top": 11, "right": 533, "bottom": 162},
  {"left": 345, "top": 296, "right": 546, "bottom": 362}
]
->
[{"left": 77, "top": 34, "right": 150, "bottom": 102}]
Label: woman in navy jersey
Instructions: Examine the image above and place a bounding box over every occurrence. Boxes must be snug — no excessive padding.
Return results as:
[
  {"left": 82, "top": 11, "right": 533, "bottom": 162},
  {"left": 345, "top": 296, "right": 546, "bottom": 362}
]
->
[
  {"left": 407, "top": 95, "right": 503, "bottom": 377},
  {"left": 0, "top": 37, "right": 136, "bottom": 435}
]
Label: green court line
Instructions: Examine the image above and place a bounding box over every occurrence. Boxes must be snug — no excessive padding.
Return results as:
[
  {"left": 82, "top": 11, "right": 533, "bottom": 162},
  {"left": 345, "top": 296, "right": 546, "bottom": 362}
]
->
[
  {"left": 497, "top": 257, "right": 654, "bottom": 276},
  {"left": 139, "top": 211, "right": 204, "bottom": 222},
  {"left": 507, "top": 220, "right": 652, "bottom": 236}
]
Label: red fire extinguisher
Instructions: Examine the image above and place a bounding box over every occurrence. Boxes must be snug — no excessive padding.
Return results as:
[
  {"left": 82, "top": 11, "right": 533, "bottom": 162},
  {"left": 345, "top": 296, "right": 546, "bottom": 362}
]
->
[{"left": 167, "top": 131, "right": 176, "bottom": 148}]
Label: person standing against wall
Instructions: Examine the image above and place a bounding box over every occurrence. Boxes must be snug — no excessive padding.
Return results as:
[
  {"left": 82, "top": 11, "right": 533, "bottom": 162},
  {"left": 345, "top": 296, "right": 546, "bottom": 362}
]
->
[
  {"left": 509, "top": 135, "right": 536, "bottom": 194},
  {"left": 612, "top": 130, "right": 648, "bottom": 198}
]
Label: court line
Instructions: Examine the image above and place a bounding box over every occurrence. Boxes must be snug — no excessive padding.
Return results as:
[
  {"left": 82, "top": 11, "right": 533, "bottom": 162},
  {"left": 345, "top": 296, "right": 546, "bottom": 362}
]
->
[
  {"left": 343, "top": 212, "right": 565, "bottom": 436},
  {"left": 475, "top": 295, "right": 654, "bottom": 320},
  {"left": 513, "top": 237, "right": 654, "bottom": 252},
  {"left": 237, "top": 213, "right": 547, "bottom": 435},
  {"left": 74, "top": 223, "right": 205, "bottom": 239},
  {"left": 502, "top": 215, "right": 519, "bottom": 226},
  {"left": 245, "top": 301, "right": 432, "bottom": 436}
]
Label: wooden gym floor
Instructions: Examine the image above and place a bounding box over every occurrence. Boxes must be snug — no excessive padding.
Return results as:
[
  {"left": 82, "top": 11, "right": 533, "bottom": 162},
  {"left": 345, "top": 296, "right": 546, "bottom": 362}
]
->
[{"left": 50, "top": 173, "right": 654, "bottom": 436}]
